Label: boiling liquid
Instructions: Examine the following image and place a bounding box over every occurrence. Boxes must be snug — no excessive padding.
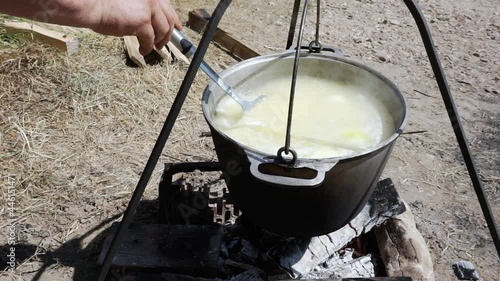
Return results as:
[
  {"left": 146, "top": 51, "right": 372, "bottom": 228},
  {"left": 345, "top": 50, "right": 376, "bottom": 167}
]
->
[{"left": 212, "top": 76, "right": 395, "bottom": 158}]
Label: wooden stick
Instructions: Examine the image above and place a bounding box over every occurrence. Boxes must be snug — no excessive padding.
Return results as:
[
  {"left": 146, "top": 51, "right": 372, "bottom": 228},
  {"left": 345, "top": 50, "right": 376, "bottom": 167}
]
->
[
  {"left": 413, "top": 89, "right": 436, "bottom": 98},
  {"left": 187, "top": 9, "right": 260, "bottom": 60},
  {"left": 124, "top": 37, "right": 178, "bottom": 67},
  {"left": 401, "top": 130, "right": 428, "bottom": 135},
  {"left": 123, "top": 36, "right": 147, "bottom": 68},
  {"left": 154, "top": 46, "right": 172, "bottom": 61},
  {"left": 3, "top": 21, "right": 80, "bottom": 55}
]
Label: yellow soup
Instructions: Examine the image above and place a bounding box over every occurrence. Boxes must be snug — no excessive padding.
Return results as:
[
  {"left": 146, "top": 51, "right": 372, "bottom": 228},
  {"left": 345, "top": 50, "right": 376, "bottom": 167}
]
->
[{"left": 212, "top": 75, "right": 395, "bottom": 158}]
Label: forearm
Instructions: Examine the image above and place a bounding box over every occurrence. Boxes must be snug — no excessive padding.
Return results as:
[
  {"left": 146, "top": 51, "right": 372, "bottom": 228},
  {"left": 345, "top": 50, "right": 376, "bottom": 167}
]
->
[
  {"left": 0, "top": 0, "right": 101, "bottom": 30},
  {"left": 1, "top": 0, "right": 182, "bottom": 55}
]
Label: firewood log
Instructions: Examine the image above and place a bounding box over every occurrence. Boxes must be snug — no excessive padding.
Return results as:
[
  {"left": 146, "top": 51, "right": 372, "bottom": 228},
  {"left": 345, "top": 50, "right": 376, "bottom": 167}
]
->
[{"left": 374, "top": 201, "right": 435, "bottom": 281}]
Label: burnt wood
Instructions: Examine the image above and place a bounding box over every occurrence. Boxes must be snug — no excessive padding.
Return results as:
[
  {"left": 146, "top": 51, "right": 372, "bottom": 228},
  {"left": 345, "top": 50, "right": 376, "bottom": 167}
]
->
[
  {"left": 187, "top": 9, "right": 260, "bottom": 60},
  {"left": 296, "top": 279, "right": 413, "bottom": 281},
  {"left": 98, "top": 222, "right": 223, "bottom": 277},
  {"left": 301, "top": 250, "right": 375, "bottom": 279},
  {"left": 289, "top": 279, "right": 412, "bottom": 281},
  {"left": 110, "top": 271, "right": 413, "bottom": 281},
  {"left": 268, "top": 179, "right": 406, "bottom": 278}
]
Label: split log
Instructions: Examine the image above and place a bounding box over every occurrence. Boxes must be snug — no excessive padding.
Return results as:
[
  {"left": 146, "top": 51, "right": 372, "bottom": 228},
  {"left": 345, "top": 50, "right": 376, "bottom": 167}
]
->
[
  {"left": 268, "top": 179, "right": 405, "bottom": 279},
  {"left": 4, "top": 21, "right": 80, "bottom": 55},
  {"left": 123, "top": 36, "right": 147, "bottom": 68},
  {"left": 374, "top": 201, "right": 435, "bottom": 281},
  {"left": 187, "top": 9, "right": 260, "bottom": 60},
  {"left": 124, "top": 36, "right": 186, "bottom": 67}
]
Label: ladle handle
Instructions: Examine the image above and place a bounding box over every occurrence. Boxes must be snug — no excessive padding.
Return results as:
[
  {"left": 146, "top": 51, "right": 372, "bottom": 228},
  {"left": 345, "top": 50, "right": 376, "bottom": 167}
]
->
[
  {"left": 248, "top": 157, "right": 336, "bottom": 187},
  {"left": 171, "top": 29, "right": 196, "bottom": 57},
  {"left": 170, "top": 29, "right": 253, "bottom": 110}
]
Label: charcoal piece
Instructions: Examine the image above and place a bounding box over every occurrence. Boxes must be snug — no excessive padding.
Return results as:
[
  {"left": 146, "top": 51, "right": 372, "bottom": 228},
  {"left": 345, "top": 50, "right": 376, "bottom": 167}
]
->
[
  {"left": 239, "top": 239, "right": 259, "bottom": 263},
  {"left": 221, "top": 243, "right": 229, "bottom": 259},
  {"left": 229, "top": 270, "right": 264, "bottom": 281},
  {"left": 453, "top": 261, "right": 480, "bottom": 280}
]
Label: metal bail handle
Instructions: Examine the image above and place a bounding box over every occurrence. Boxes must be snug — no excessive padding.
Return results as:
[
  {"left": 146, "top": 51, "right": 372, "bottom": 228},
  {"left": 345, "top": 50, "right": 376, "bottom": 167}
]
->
[
  {"left": 309, "top": 0, "right": 323, "bottom": 53},
  {"left": 281, "top": 0, "right": 311, "bottom": 162},
  {"left": 309, "top": 40, "right": 323, "bottom": 53},
  {"left": 277, "top": 147, "right": 298, "bottom": 165}
]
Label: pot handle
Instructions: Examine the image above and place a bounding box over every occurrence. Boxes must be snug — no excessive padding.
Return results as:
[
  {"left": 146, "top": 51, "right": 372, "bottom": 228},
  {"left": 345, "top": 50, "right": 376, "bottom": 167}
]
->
[{"left": 248, "top": 156, "right": 338, "bottom": 187}]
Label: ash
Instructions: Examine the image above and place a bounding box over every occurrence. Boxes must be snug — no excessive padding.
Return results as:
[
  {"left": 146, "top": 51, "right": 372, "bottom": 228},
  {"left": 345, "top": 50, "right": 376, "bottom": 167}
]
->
[{"left": 168, "top": 173, "right": 404, "bottom": 280}]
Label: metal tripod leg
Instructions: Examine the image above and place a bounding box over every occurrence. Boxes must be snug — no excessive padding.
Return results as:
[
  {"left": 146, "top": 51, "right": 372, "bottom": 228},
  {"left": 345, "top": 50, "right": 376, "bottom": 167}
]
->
[
  {"left": 96, "top": 1, "right": 233, "bottom": 280},
  {"left": 403, "top": 0, "right": 500, "bottom": 258},
  {"left": 286, "top": 0, "right": 301, "bottom": 50}
]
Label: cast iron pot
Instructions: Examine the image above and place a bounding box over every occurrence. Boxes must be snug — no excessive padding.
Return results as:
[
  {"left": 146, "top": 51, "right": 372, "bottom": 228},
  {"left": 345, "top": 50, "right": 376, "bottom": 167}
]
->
[{"left": 202, "top": 51, "right": 408, "bottom": 237}]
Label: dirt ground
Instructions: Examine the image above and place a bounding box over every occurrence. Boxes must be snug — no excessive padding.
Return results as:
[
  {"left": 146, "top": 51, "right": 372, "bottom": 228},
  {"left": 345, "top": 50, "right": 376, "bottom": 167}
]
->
[{"left": 0, "top": 0, "right": 499, "bottom": 280}]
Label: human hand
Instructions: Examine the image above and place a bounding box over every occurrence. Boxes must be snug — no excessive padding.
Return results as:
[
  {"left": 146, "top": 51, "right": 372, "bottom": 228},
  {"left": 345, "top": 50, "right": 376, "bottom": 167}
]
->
[{"left": 91, "top": 0, "right": 182, "bottom": 55}]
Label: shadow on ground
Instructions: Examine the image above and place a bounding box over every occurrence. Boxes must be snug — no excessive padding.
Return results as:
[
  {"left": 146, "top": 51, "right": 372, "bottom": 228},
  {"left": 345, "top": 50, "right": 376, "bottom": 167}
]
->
[{"left": 0, "top": 199, "right": 159, "bottom": 281}]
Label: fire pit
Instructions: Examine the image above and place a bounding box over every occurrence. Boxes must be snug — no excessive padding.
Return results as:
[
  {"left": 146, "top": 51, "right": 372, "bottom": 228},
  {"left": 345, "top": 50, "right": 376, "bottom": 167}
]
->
[{"left": 98, "top": 162, "right": 434, "bottom": 280}]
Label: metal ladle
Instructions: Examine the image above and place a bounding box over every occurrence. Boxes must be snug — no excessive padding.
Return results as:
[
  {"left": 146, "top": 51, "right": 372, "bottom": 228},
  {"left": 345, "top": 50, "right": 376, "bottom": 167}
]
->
[{"left": 171, "top": 29, "right": 262, "bottom": 111}]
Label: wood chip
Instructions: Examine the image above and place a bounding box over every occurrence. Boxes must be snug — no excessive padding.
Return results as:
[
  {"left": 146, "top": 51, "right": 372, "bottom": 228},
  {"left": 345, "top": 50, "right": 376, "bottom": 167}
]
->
[
  {"left": 4, "top": 21, "right": 80, "bottom": 55},
  {"left": 123, "top": 36, "right": 146, "bottom": 68}
]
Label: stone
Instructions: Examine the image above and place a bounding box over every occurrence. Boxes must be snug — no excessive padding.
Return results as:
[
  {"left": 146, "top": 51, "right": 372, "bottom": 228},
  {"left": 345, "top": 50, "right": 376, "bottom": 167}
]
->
[
  {"left": 453, "top": 261, "right": 480, "bottom": 280},
  {"left": 376, "top": 52, "right": 390, "bottom": 62}
]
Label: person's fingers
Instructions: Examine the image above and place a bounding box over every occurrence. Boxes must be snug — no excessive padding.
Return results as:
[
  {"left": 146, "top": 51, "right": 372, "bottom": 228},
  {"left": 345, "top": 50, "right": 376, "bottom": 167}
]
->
[
  {"left": 137, "top": 25, "right": 155, "bottom": 55},
  {"left": 152, "top": 8, "right": 170, "bottom": 48},
  {"left": 153, "top": 0, "right": 170, "bottom": 48},
  {"left": 164, "top": 11, "right": 175, "bottom": 43},
  {"left": 173, "top": 13, "right": 182, "bottom": 30},
  {"left": 154, "top": 26, "right": 171, "bottom": 49},
  {"left": 158, "top": 0, "right": 180, "bottom": 41},
  {"left": 155, "top": 30, "right": 171, "bottom": 50},
  {"left": 167, "top": 2, "right": 182, "bottom": 30}
]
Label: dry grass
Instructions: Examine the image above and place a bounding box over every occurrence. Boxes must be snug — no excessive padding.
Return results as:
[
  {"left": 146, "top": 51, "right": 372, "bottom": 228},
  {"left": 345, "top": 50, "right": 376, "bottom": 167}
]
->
[{"left": 0, "top": 22, "right": 219, "bottom": 280}]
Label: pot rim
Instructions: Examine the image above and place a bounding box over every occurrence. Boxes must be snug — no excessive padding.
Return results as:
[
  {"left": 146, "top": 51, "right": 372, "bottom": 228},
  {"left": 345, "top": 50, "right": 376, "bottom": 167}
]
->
[{"left": 202, "top": 51, "right": 409, "bottom": 162}]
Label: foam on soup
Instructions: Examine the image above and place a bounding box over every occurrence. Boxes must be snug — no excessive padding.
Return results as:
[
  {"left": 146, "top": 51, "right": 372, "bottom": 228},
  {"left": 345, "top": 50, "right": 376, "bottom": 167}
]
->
[{"left": 212, "top": 75, "right": 395, "bottom": 158}]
